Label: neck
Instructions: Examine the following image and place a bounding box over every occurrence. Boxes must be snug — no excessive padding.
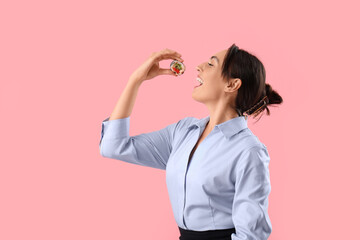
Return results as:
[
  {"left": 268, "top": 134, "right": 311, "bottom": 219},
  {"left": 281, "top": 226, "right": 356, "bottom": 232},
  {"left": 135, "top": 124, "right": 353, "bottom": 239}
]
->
[{"left": 205, "top": 108, "right": 240, "bottom": 132}]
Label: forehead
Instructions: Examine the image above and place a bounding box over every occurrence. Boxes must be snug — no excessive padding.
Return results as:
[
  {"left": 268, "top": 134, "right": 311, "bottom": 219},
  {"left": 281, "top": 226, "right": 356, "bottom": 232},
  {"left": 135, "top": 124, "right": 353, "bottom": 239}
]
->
[{"left": 212, "top": 49, "right": 227, "bottom": 63}]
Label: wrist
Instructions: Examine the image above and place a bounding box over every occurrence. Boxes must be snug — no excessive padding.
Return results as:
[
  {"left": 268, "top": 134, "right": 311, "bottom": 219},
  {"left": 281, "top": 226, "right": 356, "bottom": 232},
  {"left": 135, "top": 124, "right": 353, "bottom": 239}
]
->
[{"left": 128, "top": 76, "right": 144, "bottom": 86}]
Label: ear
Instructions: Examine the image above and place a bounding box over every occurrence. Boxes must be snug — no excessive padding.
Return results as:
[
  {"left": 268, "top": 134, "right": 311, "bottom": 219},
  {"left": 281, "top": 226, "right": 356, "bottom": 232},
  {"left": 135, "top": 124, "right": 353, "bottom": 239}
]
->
[{"left": 225, "top": 78, "right": 242, "bottom": 92}]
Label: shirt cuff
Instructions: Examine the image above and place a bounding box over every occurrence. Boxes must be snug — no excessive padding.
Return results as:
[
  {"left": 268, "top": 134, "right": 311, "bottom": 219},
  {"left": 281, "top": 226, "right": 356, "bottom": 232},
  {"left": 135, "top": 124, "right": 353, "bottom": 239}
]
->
[{"left": 101, "top": 116, "right": 130, "bottom": 140}]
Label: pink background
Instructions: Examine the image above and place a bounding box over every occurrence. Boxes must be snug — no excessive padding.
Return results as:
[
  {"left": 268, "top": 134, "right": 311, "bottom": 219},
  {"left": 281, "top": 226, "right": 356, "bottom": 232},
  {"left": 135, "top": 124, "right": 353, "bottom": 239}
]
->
[{"left": 1, "top": 0, "right": 359, "bottom": 239}]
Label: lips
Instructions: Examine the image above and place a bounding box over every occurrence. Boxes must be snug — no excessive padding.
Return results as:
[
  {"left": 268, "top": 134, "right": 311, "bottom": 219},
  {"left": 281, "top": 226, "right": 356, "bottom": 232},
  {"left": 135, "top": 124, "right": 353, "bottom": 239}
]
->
[
  {"left": 196, "top": 75, "right": 204, "bottom": 84},
  {"left": 194, "top": 77, "right": 203, "bottom": 88}
]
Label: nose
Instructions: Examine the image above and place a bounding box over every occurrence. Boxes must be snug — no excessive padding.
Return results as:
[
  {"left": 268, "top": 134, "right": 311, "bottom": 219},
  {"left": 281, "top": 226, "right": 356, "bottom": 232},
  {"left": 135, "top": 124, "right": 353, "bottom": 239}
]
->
[{"left": 196, "top": 66, "right": 201, "bottom": 72}]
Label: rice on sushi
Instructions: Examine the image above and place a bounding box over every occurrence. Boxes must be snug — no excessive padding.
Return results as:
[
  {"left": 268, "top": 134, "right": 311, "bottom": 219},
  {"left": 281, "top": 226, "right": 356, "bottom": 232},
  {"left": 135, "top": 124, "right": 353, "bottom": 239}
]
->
[{"left": 170, "top": 60, "right": 185, "bottom": 76}]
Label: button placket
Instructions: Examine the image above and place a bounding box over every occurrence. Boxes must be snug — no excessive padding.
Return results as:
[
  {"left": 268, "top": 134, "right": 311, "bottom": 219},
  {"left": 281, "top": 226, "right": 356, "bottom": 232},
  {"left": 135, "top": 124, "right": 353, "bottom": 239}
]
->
[{"left": 181, "top": 126, "right": 215, "bottom": 229}]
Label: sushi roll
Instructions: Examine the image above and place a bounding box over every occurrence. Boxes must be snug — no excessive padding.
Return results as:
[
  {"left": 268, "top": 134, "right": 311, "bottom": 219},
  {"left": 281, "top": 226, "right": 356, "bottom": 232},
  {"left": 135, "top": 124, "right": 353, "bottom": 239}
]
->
[{"left": 170, "top": 60, "right": 186, "bottom": 76}]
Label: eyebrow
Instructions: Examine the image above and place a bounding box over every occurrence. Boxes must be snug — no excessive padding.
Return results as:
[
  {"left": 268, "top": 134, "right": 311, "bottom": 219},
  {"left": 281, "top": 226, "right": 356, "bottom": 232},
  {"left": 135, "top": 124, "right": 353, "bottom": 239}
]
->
[{"left": 210, "top": 56, "right": 220, "bottom": 64}]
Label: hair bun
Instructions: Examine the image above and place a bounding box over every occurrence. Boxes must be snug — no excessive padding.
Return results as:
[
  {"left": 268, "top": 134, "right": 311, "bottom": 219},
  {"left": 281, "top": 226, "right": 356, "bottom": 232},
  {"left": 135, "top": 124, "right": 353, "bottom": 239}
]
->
[{"left": 265, "top": 83, "right": 283, "bottom": 105}]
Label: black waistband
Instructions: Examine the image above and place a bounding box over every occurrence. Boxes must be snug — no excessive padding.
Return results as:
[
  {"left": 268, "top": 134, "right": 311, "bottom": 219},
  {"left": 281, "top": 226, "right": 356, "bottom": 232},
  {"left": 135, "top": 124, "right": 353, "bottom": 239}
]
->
[{"left": 178, "top": 226, "right": 236, "bottom": 240}]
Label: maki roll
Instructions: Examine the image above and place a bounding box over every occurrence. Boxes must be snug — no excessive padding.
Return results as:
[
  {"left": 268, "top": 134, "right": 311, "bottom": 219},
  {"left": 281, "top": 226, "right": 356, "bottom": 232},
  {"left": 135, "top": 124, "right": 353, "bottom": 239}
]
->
[{"left": 170, "top": 60, "right": 186, "bottom": 76}]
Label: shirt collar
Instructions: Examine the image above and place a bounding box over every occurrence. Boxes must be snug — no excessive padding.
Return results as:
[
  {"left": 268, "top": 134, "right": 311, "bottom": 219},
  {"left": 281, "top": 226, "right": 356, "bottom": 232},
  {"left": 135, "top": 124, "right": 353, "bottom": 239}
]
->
[{"left": 187, "top": 115, "right": 248, "bottom": 139}]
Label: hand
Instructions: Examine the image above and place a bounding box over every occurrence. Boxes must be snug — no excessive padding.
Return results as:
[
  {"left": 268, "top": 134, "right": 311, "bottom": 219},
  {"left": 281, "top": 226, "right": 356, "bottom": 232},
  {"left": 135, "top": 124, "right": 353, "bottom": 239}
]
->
[{"left": 130, "top": 48, "right": 184, "bottom": 82}]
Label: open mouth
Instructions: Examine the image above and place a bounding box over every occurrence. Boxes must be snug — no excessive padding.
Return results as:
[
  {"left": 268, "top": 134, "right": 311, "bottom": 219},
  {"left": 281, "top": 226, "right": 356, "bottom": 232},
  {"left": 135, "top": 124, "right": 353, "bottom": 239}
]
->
[{"left": 194, "top": 77, "right": 204, "bottom": 88}]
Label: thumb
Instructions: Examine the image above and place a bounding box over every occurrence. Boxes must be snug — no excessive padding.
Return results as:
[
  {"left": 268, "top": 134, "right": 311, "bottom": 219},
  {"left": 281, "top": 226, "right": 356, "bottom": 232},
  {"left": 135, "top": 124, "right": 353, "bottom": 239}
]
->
[{"left": 159, "top": 68, "right": 177, "bottom": 76}]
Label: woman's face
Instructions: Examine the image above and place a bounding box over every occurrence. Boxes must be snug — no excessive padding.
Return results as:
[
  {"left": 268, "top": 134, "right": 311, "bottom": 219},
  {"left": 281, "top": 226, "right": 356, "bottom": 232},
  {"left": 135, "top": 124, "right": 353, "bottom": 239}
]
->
[{"left": 192, "top": 49, "right": 240, "bottom": 106}]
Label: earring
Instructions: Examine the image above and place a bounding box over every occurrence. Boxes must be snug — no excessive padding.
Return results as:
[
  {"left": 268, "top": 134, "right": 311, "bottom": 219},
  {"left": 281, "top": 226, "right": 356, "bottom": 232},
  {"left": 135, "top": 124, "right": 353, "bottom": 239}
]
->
[{"left": 243, "top": 112, "right": 249, "bottom": 120}]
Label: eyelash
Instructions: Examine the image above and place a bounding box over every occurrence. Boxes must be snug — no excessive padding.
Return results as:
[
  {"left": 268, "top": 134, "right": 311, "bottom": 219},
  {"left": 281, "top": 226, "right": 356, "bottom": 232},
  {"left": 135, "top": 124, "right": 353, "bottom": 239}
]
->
[{"left": 208, "top": 63, "right": 213, "bottom": 66}]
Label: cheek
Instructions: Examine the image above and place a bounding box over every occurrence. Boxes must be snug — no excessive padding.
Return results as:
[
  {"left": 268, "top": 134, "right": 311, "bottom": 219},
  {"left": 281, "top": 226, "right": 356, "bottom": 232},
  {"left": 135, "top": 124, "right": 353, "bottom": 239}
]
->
[
  {"left": 203, "top": 80, "right": 223, "bottom": 96},
  {"left": 206, "top": 76, "right": 223, "bottom": 90}
]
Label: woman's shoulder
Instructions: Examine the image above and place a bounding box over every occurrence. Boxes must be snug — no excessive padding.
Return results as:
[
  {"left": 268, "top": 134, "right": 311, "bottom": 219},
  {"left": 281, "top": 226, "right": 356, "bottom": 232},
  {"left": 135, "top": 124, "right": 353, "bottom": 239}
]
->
[{"left": 235, "top": 128, "right": 268, "bottom": 150}]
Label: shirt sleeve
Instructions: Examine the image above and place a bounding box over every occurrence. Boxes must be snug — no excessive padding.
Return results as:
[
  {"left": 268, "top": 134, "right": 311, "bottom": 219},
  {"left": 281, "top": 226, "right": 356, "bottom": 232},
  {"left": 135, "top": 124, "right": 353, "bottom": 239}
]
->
[
  {"left": 231, "top": 146, "right": 272, "bottom": 240},
  {"left": 99, "top": 116, "right": 184, "bottom": 170}
]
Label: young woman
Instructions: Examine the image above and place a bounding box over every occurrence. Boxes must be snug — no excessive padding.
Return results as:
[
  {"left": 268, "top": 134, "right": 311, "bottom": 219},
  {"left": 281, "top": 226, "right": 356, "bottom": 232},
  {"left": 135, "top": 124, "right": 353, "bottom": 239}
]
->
[{"left": 99, "top": 44, "right": 283, "bottom": 240}]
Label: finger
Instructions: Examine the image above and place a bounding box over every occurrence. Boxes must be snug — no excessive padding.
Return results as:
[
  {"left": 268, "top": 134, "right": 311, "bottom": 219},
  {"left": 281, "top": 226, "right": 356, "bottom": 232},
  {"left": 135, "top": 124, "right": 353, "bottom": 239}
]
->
[
  {"left": 157, "top": 50, "right": 182, "bottom": 60},
  {"left": 157, "top": 53, "right": 184, "bottom": 62},
  {"left": 161, "top": 54, "right": 184, "bottom": 61},
  {"left": 157, "top": 52, "right": 180, "bottom": 59},
  {"left": 159, "top": 68, "right": 178, "bottom": 76},
  {"left": 172, "top": 56, "right": 184, "bottom": 62}
]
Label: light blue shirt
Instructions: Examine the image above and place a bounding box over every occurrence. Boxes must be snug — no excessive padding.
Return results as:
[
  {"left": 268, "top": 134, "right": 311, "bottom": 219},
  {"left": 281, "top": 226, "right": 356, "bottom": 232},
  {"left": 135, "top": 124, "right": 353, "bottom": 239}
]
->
[{"left": 99, "top": 115, "right": 272, "bottom": 240}]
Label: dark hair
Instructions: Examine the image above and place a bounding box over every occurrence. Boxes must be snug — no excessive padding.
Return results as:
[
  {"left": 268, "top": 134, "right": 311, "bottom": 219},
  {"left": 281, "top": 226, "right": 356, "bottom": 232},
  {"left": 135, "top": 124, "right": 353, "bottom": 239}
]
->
[{"left": 221, "top": 43, "right": 283, "bottom": 122}]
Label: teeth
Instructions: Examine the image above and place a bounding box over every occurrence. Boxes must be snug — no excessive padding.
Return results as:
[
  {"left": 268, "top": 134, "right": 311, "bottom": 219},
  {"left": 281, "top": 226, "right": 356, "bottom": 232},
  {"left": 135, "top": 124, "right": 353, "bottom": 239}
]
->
[{"left": 196, "top": 77, "right": 204, "bottom": 84}]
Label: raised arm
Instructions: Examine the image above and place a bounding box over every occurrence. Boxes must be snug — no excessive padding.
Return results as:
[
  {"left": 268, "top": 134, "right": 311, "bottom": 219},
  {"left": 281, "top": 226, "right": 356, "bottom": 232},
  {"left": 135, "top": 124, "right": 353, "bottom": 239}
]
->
[
  {"left": 99, "top": 49, "right": 185, "bottom": 170},
  {"left": 108, "top": 48, "right": 184, "bottom": 121}
]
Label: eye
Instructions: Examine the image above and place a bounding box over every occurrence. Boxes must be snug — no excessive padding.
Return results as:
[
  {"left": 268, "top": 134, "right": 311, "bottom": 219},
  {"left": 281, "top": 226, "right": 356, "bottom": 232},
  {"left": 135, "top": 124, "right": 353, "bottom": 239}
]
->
[{"left": 207, "top": 62, "right": 213, "bottom": 66}]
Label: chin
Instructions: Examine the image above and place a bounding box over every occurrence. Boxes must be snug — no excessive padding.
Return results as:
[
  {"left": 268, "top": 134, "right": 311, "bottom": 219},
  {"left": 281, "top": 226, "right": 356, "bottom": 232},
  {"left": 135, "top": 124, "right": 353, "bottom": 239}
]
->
[
  {"left": 191, "top": 93, "right": 199, "bottom": 102},
  {"left": 191, "top": 92, "right": 205, "bottom": 103}
]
